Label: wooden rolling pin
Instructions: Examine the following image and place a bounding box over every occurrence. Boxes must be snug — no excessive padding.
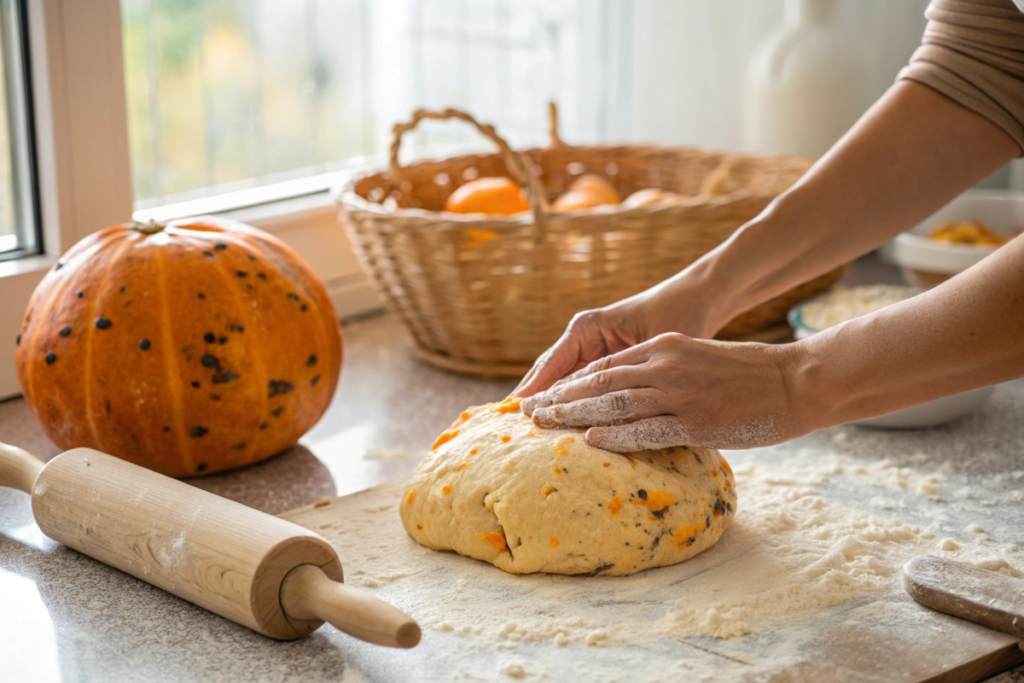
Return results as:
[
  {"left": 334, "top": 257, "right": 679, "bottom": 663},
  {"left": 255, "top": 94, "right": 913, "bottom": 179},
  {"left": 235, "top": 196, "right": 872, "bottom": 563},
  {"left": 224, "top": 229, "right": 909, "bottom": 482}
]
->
[{"left": 0, "top": 441, "right": 420, "bottom": 648}]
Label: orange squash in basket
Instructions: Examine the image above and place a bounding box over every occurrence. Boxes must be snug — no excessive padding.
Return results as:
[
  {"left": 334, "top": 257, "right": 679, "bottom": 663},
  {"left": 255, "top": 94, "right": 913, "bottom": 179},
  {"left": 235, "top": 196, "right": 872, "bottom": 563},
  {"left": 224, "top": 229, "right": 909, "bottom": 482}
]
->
[
  {"left": 15, "top": 217, "right": 342, "bottom": 477},
  {"left": 445, "top": 177, "right": 530, "bottom": 215},
  {"left": 552, "top": 173, "right": 620, "bottom": 211}
]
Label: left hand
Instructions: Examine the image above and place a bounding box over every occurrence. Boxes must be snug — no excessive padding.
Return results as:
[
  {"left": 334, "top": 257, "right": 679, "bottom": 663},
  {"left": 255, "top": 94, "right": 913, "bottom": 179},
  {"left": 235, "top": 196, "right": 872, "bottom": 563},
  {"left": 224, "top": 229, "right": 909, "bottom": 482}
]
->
[{"left": 521, "top": 333, "right": 807, "bottom": 452}]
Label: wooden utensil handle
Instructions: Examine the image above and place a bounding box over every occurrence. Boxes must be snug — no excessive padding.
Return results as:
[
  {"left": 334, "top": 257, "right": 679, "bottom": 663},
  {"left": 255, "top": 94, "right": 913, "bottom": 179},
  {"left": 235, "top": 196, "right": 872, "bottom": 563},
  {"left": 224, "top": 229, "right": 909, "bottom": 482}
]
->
[
  {"left": 280, "top": 563, "right": 421, "bottom": 649},
  {"left": 0, "top": 440, "right": 45, "bottom": 494}
]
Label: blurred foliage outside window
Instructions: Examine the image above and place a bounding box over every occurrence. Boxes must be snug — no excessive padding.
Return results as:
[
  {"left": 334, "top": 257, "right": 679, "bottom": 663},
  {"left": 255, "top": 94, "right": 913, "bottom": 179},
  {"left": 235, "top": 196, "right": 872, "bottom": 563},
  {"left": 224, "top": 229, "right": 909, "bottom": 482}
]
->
[{"left": 121, "top": 0, "right": 612, "bottom": 209}]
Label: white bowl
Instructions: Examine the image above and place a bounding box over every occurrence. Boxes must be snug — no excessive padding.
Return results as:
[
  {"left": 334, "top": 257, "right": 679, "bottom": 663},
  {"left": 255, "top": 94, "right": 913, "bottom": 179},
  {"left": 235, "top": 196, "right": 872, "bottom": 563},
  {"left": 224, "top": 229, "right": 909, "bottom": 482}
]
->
[{"left": 886, "top": 189, "right": 1018, "bottom": 283}]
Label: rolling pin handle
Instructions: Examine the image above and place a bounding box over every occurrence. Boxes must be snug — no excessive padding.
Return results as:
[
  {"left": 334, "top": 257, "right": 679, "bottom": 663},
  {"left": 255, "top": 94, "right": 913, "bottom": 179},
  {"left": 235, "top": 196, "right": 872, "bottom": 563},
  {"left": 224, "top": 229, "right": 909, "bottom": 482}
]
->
[
  {"left": 280, "top": 563, "right": 421, "bottom": 648},
  {"left": 0, "top": 441, "right": 45, "bottom": 494}
]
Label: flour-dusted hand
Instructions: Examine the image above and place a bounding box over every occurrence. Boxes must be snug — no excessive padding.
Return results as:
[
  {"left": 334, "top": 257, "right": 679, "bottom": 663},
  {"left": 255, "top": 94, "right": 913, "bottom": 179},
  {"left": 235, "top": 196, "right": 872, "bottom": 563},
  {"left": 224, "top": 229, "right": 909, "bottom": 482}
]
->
[{"left": 521, "top": 333, "right": 806, "bottom": 452}]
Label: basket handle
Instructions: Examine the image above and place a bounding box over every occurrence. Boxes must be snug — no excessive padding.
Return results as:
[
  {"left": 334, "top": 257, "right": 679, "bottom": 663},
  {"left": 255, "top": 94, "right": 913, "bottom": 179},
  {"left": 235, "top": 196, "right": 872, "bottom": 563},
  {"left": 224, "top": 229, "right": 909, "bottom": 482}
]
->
[{"left": 388, "top": 108, "right": 550, "bottom": 241}]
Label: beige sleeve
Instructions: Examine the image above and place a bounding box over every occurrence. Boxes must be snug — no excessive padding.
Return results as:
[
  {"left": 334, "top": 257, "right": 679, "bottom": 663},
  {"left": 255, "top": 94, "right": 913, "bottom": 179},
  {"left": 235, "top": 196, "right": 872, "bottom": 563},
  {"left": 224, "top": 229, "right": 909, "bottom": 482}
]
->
[{"left": 899, "top": 0, "right": 1024, "bottom": 154}]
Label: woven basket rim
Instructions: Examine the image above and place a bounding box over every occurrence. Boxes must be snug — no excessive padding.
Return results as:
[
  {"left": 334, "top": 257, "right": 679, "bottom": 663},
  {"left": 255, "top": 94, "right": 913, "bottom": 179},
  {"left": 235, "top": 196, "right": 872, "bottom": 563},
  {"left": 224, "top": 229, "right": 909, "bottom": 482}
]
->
[{"left": 335, "top": 142, "right": 808, "bottom": 223}]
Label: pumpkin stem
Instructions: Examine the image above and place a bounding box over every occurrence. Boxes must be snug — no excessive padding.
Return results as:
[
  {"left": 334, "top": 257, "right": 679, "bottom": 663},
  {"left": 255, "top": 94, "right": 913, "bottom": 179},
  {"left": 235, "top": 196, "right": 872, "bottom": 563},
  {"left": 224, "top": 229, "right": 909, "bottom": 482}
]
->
[{"left": 132, "top": 219, "right": 166, "bottom": 235}]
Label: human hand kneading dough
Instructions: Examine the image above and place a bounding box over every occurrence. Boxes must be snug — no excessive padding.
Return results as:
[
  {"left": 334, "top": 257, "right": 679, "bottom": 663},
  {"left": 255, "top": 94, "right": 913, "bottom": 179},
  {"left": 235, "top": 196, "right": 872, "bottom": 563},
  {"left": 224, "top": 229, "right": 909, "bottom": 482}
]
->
[{"left": 516, "top": 73, "right": 1024, "bottom": 450}]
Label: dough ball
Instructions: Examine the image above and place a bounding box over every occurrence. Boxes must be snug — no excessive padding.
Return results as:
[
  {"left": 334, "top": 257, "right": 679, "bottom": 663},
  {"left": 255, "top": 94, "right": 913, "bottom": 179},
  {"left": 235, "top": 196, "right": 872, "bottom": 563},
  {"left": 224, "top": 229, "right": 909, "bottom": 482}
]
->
[{"left": 400, "top": 399, "right": 737, "bottom": 576}]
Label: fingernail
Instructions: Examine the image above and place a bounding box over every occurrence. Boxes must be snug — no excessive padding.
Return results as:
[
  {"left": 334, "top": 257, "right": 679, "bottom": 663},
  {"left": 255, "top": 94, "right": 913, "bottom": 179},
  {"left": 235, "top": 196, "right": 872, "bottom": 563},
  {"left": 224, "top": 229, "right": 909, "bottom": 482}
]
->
[
  {"left": 532, "top": 408, "right": 564, "bottom": 429},
  {"left": 522, "top": 393, "right": 554, "bottom": 416}
]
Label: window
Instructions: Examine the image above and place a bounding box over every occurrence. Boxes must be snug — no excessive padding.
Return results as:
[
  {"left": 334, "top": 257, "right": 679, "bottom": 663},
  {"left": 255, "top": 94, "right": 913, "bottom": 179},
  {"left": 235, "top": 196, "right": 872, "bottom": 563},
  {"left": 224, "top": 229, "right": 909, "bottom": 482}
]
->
[
  {"left": 121, "top": 0, "right": 625, "bottom": 213},
  {"left": 0, "top": 0, "right": 39, "bottom": 261}
]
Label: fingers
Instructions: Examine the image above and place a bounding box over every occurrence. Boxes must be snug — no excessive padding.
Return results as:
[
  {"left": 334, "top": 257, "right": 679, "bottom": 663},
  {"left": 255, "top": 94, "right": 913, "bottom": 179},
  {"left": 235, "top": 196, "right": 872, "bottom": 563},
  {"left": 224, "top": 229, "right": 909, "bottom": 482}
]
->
[
  {"left": 513, "top": 337, "right": 582, "bottom": 398},
  {"left": 584, "top": 416, "right": 693, "bottom": 453},
  {"left": 522, "top": 345, "right": 656, "bottom": 416},
  {"left": 530, "top": 388, "right": 667, "bottom": 429}
]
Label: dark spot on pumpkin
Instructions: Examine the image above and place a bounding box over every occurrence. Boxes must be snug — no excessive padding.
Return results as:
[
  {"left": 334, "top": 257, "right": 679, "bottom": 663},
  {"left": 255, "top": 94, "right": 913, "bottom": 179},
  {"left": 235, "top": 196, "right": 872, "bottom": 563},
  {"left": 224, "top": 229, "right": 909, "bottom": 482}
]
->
[
  {"left": 95, "top": 317, "right": 112, "bottom": 330},
  {"left": 236, "top": 271, "right": 248, "bottom": 278},
  {"left": 214, "top": 243, "right": 227, "bottom": 251},
  {"left": 138, "top": 339, "right": 151, "bottom": 351},
  {"left": 259, "top": 422, "right": 269, "bottom": 430},
  {"left": 638, "top": 489, "right": 647, "bottom": 499},
  {"left": 198, "top": 293, "right": 205, "bottom": 299},
  {"left": 268, "top": 380, "right": 294, "bottom": 398},
  {"left": 271, "top": 406, "right": 285, "bottom": 418},
  {"left": 163, "top": 426, "right": 170, "bottom": 432},
  {"left": 204, "top": 333, "right": 215, "bottom": 343},
  {"left": 311, "top": 375, "right": 320, "bottom": 386},
  {"left": 301, "top": 305, "right": 307, "bottom": 311},
  {"left": 307, "top": 354, "right": 318, "bottom": 367},
  {"left": 287, "top": 293, "right": 300, "bottom": 301},
  {"left": 15, "top": 334, "right": 20, "bottom": 345},
  {"left": 201, "top": 354, "right": 220, "bottom": 369},
  {"left": 76, "top": 291, "right": 83, "bottom": 298},
  {"left": 229, "top": 325, "right": 244, "bottom": 333},
  {"left": 211, "top": 371, "right": 239, "bottom": 384},
  {"left": 190, "top": 426, "right": 208, "bottom": 438},
  {"left": 45, "top": 352, "right": 56, "bottom": 365},
  {"left": 256, "top": 272, "right": 266, "bottom": 280},
  {"left": 209, "top": 394, "right": 220, "bottom": 401},
  {"left": 231, "top": 443, "right": 246, "bottom": 449},
  {"left": 203, "top": 251, "right": 214, "bottom": 258},
  {"left": 196, "top": 463, "right": 208, "bottom": 472},
  {"left": 218, "top": 336, "right": 227, "bottom": 344},
  {"left": 119, "top": 286, "right": 126, "bottom": 293},
  {"left": 105, "top": 401, "right": 111, "bottom": 414}
]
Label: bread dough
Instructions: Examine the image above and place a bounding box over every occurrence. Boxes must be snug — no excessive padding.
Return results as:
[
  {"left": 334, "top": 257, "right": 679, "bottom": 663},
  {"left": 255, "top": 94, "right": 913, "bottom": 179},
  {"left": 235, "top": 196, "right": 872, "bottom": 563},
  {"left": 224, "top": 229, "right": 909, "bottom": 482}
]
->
[{"left": 400, "top": 399, "right": 737, "bottom": 576}]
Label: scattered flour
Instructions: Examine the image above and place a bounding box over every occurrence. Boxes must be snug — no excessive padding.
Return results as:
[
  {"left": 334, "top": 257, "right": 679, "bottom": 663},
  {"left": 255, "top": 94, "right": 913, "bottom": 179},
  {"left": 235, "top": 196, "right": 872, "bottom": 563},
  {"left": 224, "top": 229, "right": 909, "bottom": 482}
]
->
[{"left": 285, "top": 441, "right": 1024, "bottom": 680}]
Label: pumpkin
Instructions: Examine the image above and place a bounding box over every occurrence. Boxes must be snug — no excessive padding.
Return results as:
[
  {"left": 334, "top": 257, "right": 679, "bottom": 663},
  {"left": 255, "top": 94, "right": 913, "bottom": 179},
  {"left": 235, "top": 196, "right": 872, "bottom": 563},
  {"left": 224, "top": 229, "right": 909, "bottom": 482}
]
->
[
  {"left": 552, "top": 173, "right": 620, "bottom": 212},
  {"left": 444, "top": 177, "right": 530, "bottom": 215},
  {"left": 15, "top": 217, "right": 343, "bottom": 477}
]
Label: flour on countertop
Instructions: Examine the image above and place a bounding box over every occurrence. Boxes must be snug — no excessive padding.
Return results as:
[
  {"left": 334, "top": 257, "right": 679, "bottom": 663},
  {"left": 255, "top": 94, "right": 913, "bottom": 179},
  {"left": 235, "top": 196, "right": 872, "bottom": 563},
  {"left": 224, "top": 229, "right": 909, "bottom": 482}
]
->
[{"left": 284, "top": 428, "right": 1024, "bottom": 681}]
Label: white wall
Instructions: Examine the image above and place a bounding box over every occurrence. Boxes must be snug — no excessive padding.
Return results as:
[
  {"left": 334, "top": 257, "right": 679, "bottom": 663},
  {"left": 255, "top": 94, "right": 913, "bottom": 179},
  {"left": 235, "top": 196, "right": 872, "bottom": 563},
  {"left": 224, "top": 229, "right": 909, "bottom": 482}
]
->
[{"left": 627, "top": 0, "right": 930, "bottom": 149}]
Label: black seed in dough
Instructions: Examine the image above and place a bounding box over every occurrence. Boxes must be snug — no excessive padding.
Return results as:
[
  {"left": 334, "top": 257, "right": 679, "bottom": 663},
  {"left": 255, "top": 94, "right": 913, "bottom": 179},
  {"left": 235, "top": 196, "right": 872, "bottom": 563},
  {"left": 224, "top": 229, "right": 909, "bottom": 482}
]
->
[
  {"left": 76, "top": 291, "right": 84, "bottom": 298},
  {"left": 204, "top": 333, "right": 216, "bottom": 343},
  {"left": 191, "top": 381, "right": 200, "bottom": 388},
  {"left": 259, "top": 422, "right": 269, "bottom": 430},
  {"left": 267, "top": 380, "right": 294, "bottom": 398},
  {"left": 55, "top": 261, "right": 63, "bottom": 271},
  {"left": 45, "top": 353, "right": 56, "bottom": 365},
  {"left": 139, "top": 339, "right": 151, "bottom": 351},
  {"left": 311, "top": 375, "right": 320, "bottom": 386},
  {"left": 196, "top": 463, "right": 208, "bottom": 472},
  {"left": 211, "top": 371, "right": 239, "bottom": 384},
  {"left": 307, "top": 354, "right": 318, "bottom": 367},
  {"left": 190, "top": 426, "right": 208, "bottom": 438},
  {"left": 638, "top": 489, "right": 647, "bottom": 499},
  {"left": 95, "top": 317, "right": 112, "bottom": 330},
  {"left": 200, "top": 354, "right": 220, "bottom": 369},
  {"left": 214, "top": 243, "right": 227, "bottom": 251}
]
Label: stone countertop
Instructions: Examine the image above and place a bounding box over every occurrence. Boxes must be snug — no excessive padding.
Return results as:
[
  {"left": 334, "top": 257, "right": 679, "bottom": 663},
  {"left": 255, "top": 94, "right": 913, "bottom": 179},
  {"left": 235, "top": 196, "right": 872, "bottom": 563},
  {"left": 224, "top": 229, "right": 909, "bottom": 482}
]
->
[{"left": 2, "top": 263, "right": 1023, "bottom": 682}]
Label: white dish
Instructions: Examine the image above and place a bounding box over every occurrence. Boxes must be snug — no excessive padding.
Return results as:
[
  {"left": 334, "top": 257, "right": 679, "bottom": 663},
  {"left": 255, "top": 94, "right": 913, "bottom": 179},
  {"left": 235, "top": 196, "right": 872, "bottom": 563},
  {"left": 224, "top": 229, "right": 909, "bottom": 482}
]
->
[{"left": 886, "top": 189, "right": 1018, "bottom": 277}]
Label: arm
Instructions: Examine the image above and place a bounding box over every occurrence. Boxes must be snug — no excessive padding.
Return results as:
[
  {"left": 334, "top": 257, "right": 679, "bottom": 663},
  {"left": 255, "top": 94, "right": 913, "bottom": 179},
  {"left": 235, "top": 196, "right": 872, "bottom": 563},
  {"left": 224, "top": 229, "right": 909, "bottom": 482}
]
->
[
  {"left": 515, "top": 81, "right": 1019, "bottom": 397},
  {"left": 520, "top": 236, "right": 1024, "bottom": 452}
]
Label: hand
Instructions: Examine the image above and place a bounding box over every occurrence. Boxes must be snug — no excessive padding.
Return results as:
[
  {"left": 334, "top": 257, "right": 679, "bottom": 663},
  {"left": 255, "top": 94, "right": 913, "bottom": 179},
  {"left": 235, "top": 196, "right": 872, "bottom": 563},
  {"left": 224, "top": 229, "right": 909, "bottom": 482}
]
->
[
  {"left": 513, "top": 289, "right": 716, "bottom": 399},
  {"left": 520, "top": 333, "right": 806, "bottom": 452}
]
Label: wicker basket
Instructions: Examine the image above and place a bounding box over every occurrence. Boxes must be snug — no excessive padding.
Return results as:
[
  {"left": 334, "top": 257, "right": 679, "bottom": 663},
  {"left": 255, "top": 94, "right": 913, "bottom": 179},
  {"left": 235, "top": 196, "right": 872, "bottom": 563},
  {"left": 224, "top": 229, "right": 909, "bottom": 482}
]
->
[{"left": 338, "top": 106, "right": 846, "bottom": 377}]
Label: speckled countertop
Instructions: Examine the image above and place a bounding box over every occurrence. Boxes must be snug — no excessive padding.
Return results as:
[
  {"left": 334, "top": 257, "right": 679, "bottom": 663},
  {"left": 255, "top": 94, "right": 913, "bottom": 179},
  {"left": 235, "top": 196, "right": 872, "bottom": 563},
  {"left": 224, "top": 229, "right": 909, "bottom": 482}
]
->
[{"left": 1, "top": 260, "right": 1023, "bottom": 682}]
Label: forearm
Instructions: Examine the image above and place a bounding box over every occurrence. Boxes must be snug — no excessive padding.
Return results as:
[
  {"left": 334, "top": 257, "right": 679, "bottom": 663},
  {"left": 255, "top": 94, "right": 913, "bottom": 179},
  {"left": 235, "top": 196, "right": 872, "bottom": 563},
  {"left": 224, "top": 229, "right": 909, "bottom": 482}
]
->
[
  {"left": 788, "top": 234, "right": 1024, "bottom": 430},
  {"left": 651, "top": 81, "right": 1018, "bottom": 338}
]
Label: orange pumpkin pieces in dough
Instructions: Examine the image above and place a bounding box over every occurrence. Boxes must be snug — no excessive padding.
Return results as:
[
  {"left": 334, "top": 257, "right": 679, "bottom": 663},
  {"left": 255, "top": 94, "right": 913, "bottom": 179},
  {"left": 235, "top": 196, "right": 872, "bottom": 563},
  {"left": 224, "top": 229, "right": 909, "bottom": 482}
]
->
[
  {"left": 552, "top": 173, "right": 620, "bottom": 212},
  {"left": 445, "top": 177, "right": 529, "bottom": 215},
  {"left": 15, "top": 217, "right": 343, "bottom": 477}
]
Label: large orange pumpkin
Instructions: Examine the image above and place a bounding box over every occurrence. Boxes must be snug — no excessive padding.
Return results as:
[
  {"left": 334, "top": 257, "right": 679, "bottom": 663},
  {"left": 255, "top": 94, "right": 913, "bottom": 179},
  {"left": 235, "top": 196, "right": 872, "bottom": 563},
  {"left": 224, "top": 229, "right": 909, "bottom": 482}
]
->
[{"left": 15, "top": 217, "right": 343, "bottom": 477}]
